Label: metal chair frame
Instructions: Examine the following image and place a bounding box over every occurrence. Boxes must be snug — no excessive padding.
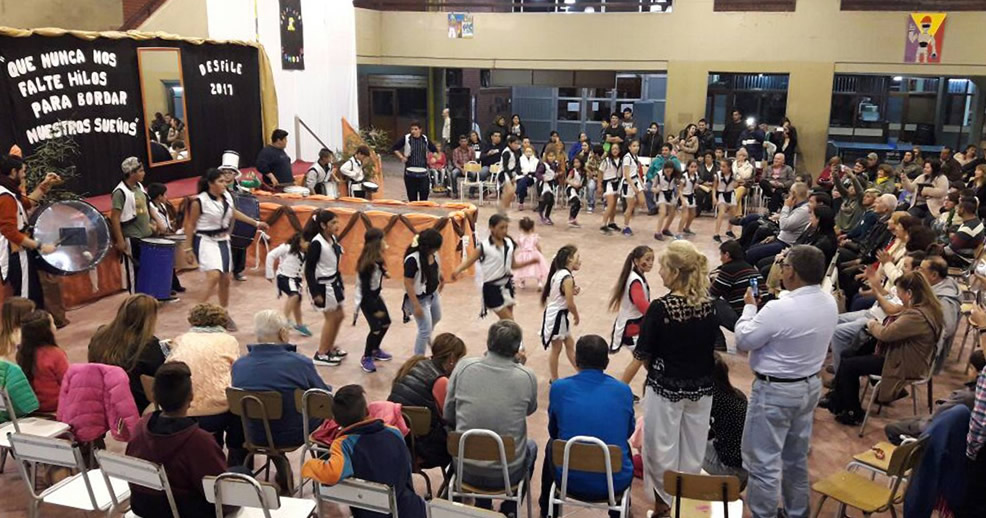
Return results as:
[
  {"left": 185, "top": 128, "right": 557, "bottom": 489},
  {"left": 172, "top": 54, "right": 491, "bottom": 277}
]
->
[
  {"left": 546, "top": 436, "right": 628, "bottom": 518},
  {"left": 447, "top": 429, "right": 532, "bottom": 518}
]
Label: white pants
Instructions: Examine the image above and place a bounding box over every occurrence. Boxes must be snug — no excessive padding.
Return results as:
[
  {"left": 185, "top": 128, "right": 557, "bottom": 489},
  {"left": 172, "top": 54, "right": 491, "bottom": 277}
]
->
[{"left": 642, "top": 386, "right": 713, "bottom": 505}]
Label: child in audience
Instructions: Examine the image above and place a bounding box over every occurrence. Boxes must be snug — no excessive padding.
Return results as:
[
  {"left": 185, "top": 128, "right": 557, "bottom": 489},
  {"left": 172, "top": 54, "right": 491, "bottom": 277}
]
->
[
  {"left": 302, "top": 384, "right": 427, "bottom": 518},
  {"left": 16, "top": 310, "right": 68, "bottom": 413},
  {"left": 265, "top": 231, "right": 311, "bottom": 337},
  {"left": 566, "top": 155, "right": 585, "bottom": 227},
  {"left": 355, "top": 228, "right": 393, "bottom": 373},
  {"left": 585, "top": 144, "right": 603, "bottom": 213},
  {"left": 427, "top": 142, "right": 447, "bottom": 193},
  {"left": 542, "top": 245, "right": 581, "bottom": 381},
  {"left": 126, "top": 362, "right": 231, "bottom": 518},
  {"left": 0, "top": 297, "right": 34, "bottom": 362},
  {"left": 513, "top": 217, "right": 549, "bottom": 290},
  {"left": 304, "top": 210, "right": 347, "bottom": 366},
  {"left": 704, "top": 352, "right": 749, "bottom": 488}
]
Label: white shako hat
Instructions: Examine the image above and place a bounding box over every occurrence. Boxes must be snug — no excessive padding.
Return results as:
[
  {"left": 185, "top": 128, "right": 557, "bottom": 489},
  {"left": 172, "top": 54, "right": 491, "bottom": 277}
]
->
[{"left": 219, "top": 150, "right": 240, "bottom": 173}]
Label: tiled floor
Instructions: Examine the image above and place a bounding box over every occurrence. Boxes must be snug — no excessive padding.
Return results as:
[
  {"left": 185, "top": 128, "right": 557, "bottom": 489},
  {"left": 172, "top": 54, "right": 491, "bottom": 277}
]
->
[{"left": 1, "top": 164, "right": 978, "bottom": 517}]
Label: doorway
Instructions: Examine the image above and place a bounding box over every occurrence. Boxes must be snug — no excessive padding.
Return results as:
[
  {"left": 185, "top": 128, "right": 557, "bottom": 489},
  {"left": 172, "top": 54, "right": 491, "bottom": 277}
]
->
[{"left": 370, "top": 87, "right": 398, "bottom": 139}]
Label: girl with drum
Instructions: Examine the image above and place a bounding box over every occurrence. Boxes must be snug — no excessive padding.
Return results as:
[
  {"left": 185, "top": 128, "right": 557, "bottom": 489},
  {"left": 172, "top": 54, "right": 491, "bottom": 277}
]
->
[
  {"left": 0, "top": 154, "right": 61, "bottom": 309},
  {"left": 182, "top": 168, "right": 269, "bottom": 332},
  {"left": 303, "top": 210, "right": 347, "bottom": 366}
]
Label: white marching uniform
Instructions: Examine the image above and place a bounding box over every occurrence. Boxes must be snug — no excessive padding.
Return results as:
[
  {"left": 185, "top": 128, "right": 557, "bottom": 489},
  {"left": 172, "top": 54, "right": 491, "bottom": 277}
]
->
[
  {"left": 193, "top": 191, "right": 234, "bottom": 273},
  {"left": 338, "top": 157, "right": 366, "bottom": 197},
  {"left": 566, "top": 169, "right": 584, "bottom": 201},
  {"left": 478, "top": 236, "right": 516, "bottom": 316},
  {"left": 539, "top": 162, "right": 558, "bottom": 196},
  {"left": 540, "top": 268, "right": 573, "bottom": 347},
  {"left": 656, "top": 172, "right": 678, "bottom": 206},
  {"left": 265, "top": 243, "right": 304, "bottom": 298},
  {"left": 306, "top": 162, "right": 339, "bottom": 198},
  {"left": 619, "top": 153, "right": 644, "bottom": 199},
  {"left": 600, "top": 156, "right": 622, "bottom": 197},
  {"left": 113, "top": 180, "right": 147, "bottom": 293},
  {"left": 609, "top": 270, "right": 650, "bottom": 352},
  {"left": 680, "top": 171, "right": 698, "bottom": 209},
  {"left": 497, "top": 148, "right": 520, "bottom": 188},
  {"left": 716, "top": 171, "right": 738, "bottom": 206},
  {"left": 306, "top": 233, "right": 344, "bottom": 312}
]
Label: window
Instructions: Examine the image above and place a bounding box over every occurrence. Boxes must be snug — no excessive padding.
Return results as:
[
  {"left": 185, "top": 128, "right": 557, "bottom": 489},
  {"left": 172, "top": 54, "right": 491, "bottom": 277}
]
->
[
  {"left": 705, "top": 73, "right": 790, "bottom": 130},
  {"left": 616, "top": 76, "right": 642, "bottom": 99},
  {"left": 397, "top": 88, "right": 427, "bottom": 118}
]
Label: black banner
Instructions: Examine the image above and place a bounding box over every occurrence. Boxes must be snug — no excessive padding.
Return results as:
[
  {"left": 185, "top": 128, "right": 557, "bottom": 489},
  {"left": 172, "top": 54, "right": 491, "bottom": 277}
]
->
[
  {"left": 0, "top": 34, "right": 264, "bottom": 196},
  {"left": 279, "top": 0, "right": 305, "bottom": 70}
]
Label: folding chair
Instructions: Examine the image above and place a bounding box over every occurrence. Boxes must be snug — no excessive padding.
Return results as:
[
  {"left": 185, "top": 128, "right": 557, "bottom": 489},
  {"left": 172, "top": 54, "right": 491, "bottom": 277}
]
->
[
  {"left": 662, "top": 470, "right": 742, "bottom": 518},
  {"left": 0, "top": 387, "right": 70, "bottom": 473},
  {"left": 317, "top": 477, "right": 398, "bottom": 517},
  {"left": 429, "top": 498, "right": 504, "bottom": 517},
  {"left": 460, "top": 162, "right": 484, "bottom": 202},
  {"left": 811, "top": 437, "right": 927, "bottom": 518},
  {"left": 857, "top": 365, "right": 935, "bottom": 437},
  {"left": 953, "top": 289, "right": 984, "bottom": 365},
  {"left": 294, "top": 387, "right": 333, "bottom": 496},
  {"left": 226, "top": 387, "right": 302, "bottom": 495},
  {"left": 546, "top": 436, "right": 629, "bottom": 518},
  {"left": 401, "top": 405, "right": 441, "bottom": 499},
  {"left": 446, "top": 429, "right": 532, "bottom": 518},
  {"left": 203, "top": 472, "right": 317, "bottom": 518},
  {"left": 95, "top": 450, "right": 180, "bottom": 518},
  {"left": 8, "top": 432, "right": 131, "bottom": 518}
]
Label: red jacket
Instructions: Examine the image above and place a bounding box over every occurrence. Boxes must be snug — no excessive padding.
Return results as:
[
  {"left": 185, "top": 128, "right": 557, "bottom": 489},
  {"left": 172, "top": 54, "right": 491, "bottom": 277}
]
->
[{"left": 27, "top": 346, "right": 68, "bottom": 413}]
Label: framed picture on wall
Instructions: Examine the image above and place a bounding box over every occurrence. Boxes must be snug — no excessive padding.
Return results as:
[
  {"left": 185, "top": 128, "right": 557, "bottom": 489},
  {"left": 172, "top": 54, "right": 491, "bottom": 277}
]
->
[{"left": 280, "top": 0, "right": 304, "bottom": 70}]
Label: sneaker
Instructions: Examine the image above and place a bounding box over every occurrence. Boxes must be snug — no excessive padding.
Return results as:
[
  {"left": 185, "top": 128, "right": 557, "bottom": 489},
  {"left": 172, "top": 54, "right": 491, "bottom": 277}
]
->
[
  {"left": 728, "top": 216, "right": 744, "bottom": 226},
  {"left": 623, "top": 227, "right": 633, "bottom": 236},
  {"left": 647, "top": 208, "right": 659, "bottom": 216},
  {"left": 684, "top": 229, "right": 695, "bottom": 236},
  {"left": 653, "top": 232, "right": 664, "bottom": 241},
  {"left": 518, "top": 203, "right": 524, "bottom": 211},
  {"left": 158, "top": 296, "right": 180, "bottom": 304},
  {"left": 294, "top": 324, "right": 313, "bottom": 337},
  {"left": 360, "top": 356, "right": 377, "bottom": 373},
  {"left": 225, "top": 318, "right": 238, "bottom": 332},
  {"left": 568, "top": 219, "right": 581, "bottom": 228},
  {"left": 372, "top": 349, "right": 393, "bottom": 361},
  {"left": 544, "top": 217, "right": 554, "bottom": 226},
  {"left": 662, "top": 229, "right": 673, "bottom": 237},
  {"left": 600, "top": 225, "right": 612, "bottom": 234},
  {"left": 674, "top": 234, "right": 685, "bottom": 240},
  {"left": 607, "top": 223, "right": 620, "bottom": 231},
  {"left": 234, "top": 273, "right": 247, "bottom": 282},
  {"left": 713, "top": 234, "right": 722, "bottom": 243},
  {"left": 332, "top": 348, "right": 348, "bottom": 358},
  {"left": 725, "top": 230, "right": 736, "bottom": 239},
  {"left": 587, "top": 207, "right": 594, "bottom": 214},
  {"left": 313, "top": 351, "right": 342, "bottom": 366}
]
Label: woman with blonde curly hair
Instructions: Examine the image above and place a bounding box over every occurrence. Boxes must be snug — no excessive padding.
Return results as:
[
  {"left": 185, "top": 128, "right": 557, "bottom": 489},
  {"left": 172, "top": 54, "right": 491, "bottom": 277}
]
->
[{"left": 626, "top": 240, "right": 718, "bottom": 517}]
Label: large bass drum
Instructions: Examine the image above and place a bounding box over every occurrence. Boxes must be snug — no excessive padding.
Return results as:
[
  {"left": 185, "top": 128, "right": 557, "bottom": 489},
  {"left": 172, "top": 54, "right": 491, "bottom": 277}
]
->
[
  {"left": 28, "top": 199, "right": 111, "bottom": 275},
  {"left": 230, "top": 193, "right": 260, "bottom": 249}
]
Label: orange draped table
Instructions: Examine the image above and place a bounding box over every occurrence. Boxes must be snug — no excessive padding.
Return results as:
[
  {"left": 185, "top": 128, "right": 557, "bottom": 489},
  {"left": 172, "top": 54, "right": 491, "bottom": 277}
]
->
[{"left": 18, "top": 196, "right": 479, "bottom": 310}]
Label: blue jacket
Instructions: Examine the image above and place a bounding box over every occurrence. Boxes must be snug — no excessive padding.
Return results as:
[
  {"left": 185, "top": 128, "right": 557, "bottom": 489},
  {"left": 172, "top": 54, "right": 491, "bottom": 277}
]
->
[
  {"left": 548, "top": 369, "right": 635, "bottom": 499},
  {"left": 846, "top": 209, "right": 879, "bottom": 241},
  {"left": 302, "top": 419, "right": 425, "bottom": 518},
  {"left": 231, "top": 344, "right": 330, "bottom": 447}
]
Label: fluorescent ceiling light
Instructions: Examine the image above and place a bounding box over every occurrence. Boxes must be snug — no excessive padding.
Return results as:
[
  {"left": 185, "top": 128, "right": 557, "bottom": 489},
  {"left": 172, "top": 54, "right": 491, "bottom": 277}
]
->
[
  {"left": 584, "top": 6, "right": 595, "bottom": 12},
  {"left": 893, "top": 76, "right": 903, "bottom": 81}
]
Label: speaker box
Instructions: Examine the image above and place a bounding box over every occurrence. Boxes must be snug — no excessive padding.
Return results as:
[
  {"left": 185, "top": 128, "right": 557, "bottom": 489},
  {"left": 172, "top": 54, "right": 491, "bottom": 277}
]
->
[{"left": 448, "top": 87, "right": 471, "bottom": 141}]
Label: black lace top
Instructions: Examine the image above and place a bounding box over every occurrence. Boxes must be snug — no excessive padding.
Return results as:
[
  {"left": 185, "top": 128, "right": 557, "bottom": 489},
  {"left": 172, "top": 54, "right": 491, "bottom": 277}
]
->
[{"left": 633, "top": 294, "right": 717, "bottom": 402}]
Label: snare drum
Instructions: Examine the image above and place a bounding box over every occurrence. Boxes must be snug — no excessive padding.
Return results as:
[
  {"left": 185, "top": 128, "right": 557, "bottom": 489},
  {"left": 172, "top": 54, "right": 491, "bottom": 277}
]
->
[
  {"left": 406, "top": 166, "right": 428, "bottom": 178},
  {"left": 135, "top": 238, "right": 176, "bottom": 300},
  {"left": 283, "top": 185, "right": 310, "bottom": 196},
  {"left": 362, "top": 181, "right": 380, "bottom": 193},
  {"left": 230, "top": 193, "right": 260, "bottom": 249},
  {"left": 639, "top": 156, "right": 652, "bottom": 167}
]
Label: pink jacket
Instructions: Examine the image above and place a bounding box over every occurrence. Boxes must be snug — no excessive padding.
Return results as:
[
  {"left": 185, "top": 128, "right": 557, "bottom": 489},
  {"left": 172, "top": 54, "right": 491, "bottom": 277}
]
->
[
  {"left": 56, "top": 363, "right": 139, "bottom": 442},
  {"left": 312, "top": 401, "right": 410, "bottom": 446}
]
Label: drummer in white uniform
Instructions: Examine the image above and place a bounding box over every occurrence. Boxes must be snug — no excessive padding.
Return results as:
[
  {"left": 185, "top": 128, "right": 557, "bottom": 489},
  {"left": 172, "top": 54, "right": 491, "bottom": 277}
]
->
[
  {"left": 451, "top": 213, "right": 538, "bottom": 321},
  {"left": 306, "top": 148, "right": 340, "bottom": 198},
  {"left": 0, "top": 153, "right": 61, "bottom": 309},
  {"left": 110, "top": 157, "right": 153, "bottom": 295},
  {"left": 339, "top": 145, "right": 372, "bottom": 200},
  {"left": 183, "top": 168, "right": 269, "bottom": 331}
]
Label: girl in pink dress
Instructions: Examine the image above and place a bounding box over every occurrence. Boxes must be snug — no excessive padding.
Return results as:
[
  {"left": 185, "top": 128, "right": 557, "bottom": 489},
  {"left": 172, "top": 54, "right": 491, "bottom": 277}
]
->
[{"left": 513, "top": 217, "right": 550, "bottom": 289}]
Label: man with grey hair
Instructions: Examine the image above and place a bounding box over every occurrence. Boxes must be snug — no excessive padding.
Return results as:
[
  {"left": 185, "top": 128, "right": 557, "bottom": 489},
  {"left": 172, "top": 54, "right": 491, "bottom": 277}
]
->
[
  {"left": 445, "top": 320, "right": 538, "bottom": 515},
  {"left": 110, "top": 157, "right": 154, "bottom": 296},
  {"left": 734, "top": 245, "right": 838, "bottom": 518},
  {"left": 231, "top": 309, "right": 330, "bottom": 493},
  {"left": 760, "top": 152, "right": 795, "bottom": 213},
  {"left": 835, "top": 192, "right": 897, "bottom": 266}
]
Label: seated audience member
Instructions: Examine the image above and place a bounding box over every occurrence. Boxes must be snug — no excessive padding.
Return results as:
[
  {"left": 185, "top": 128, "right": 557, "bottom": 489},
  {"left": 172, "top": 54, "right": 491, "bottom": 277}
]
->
[
  {"left": 479, "top": 131, "right": 505, "bottom": 180},
  {"left": 428, "top": 142, "right": 448, "bottom": 192},
  {"left": 832, "top": 166, "right": 868, "bottom": 234},
  {"left": 445, "top": 320, "right": 538, "bottom": 515},
  {"left": 126, "top": 362, "right": 231, "bottom": 518},
  {"left": 895, "top": 150, "right": 922, "bottom": 180},
  {"left": 704, "top": 353, "right": 748, "bottom": 489},
  {"left": 538, "top": 335, "right": 634, "bottom": 518},
  {"left": 902, "top": 159, "right": 949, "bottom": 222},
  {"left": 231, "top": 310, "right": 331, "bottom": 490},
  {"left": 760, "top": 153, "right": 795, "bottom": 213},
  {"left": 761, "top": 206, "right": 838, "bottom": 289},
  {"left": 16, "top": 310, "right": 67, "bottom": 413},
  {"left": 87, "top": 294, "right": 165, "bottom": 413},
  {"left": 303, "top": 385, "right": 427, "bottom": 518},
  {"left": 837, "top": 194, "right": 897, "bottom": 267},
  {"left": 919, "top": 256, "right": 961, "bottom": 355},
  {"left": 710, "top": 240, "right": 763, "bottom": 338},
  {"left": 0, "top": 297, "right": 35, "bottom": 362},
  {"left": 167, "top": 303, "right": 244, "bottom": 464},
  {"left": 932, "top": 192, "right": 961, "bottom": 242},
  {"left": 816, "top": 157, "right": 844, "bottom": 191},
  {"left": 944, "top": 199, "right": 985, "bottom": 267},
  {"left": 958, "top": 366, "right": 986, "bottom": 517},
  {"left": 746, "top": 182, "right": 812, "bottom": 265},
  {"left": 450, "top": 135, "right": 472, "bottom": 197},
  {"left": 0, "top": 359, "right": 39, "bottom": 422},
  {"left": 821, "top": 272, "right": 943, "bottom": 425},
  {"left": 387, "top": 333, "right": 466, "bottom": 469},
  {"left": 872, "top": 164, "right": 898, "bottom": 196}
]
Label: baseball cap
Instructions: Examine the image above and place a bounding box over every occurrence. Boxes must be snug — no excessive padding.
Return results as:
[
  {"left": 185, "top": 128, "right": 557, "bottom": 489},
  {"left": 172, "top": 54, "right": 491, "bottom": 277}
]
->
[{"left": 121, "top": 157, "right": 142, "bottom": 175}]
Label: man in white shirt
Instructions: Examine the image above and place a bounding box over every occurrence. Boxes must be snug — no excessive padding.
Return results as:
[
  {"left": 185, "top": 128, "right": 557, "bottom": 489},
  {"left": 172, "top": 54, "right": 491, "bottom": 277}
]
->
[{"left": 734, "top": 245, "right": 838, "bottom": 518}]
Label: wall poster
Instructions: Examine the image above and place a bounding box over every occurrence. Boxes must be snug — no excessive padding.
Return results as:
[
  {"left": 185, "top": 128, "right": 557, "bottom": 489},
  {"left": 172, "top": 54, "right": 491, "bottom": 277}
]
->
[
  {"left": 279, "top": 0, "right": 305, "bottom": 69},
  {"left": 905, "top": 12, "right": 946, "bottom": 64},
  {"left": 448, "top": 13, "right": 474, "bottom": 39}
]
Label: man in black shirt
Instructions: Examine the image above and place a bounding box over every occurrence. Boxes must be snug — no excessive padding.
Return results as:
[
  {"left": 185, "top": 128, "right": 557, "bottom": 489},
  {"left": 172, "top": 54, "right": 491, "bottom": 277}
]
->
[
  {"left": 392, "top": 121, "right": 437, "bottom": 202},
  {"left": 603, "top": 113, "right": 626, "bottom": 147},
  {"left": 722, "top": 109, "right": 745, "bottom": 154},
  {"left": 696, "top": 118, "right": 716, "bottom": 155},
  {"left": 256, "top": 129, "right": 294, "bottom": 188}
]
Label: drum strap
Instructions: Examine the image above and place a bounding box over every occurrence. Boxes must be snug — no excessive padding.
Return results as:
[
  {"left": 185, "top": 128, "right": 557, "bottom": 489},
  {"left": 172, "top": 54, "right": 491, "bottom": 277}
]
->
[{"left": 196, "top": 228, "right": 230, "bottom": 237}]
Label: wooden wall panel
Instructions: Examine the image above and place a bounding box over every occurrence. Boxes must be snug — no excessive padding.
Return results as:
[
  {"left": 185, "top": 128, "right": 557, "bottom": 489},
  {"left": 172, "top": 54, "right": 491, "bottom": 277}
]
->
[
  {"left": 841, "top": 0, "right": 986, "bottom": 10},
  {"left": 714, "top": 0, "right": 796, "bottom": 11}
]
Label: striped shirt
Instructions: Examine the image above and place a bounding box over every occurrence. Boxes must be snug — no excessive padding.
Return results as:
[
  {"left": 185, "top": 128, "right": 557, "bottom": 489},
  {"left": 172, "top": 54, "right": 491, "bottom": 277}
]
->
[
  {"left": 968, "top": 366, "right": 986, "bottom": 460},
  {"left": 710, "top": 260, "right": 763, "bottom": 313}
]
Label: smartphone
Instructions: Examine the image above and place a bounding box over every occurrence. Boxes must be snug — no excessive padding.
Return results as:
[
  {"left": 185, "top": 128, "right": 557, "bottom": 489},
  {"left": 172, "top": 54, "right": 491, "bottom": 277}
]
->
[{"left": 749, "top": 277, "right": 760, "bottom": 298}]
